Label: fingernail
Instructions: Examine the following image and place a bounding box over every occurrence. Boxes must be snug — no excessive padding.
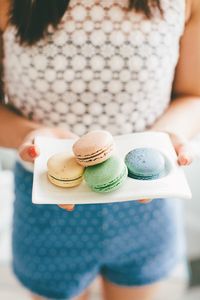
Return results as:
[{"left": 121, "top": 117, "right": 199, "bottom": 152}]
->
[
  {"left": 28, "top": 146, "right": 38, "bottom": 158},
  {"left": 182, "top": 158, "right": 188, "bottom": 165},
  {"left": 67, "top": 207, "right": 74, "bottom": 211},
  {"left": 139, "top": 199, "right": 152, "bottom": 204},
  {"left": 179, "top": 156, "right": 188, "bottom": 165}
]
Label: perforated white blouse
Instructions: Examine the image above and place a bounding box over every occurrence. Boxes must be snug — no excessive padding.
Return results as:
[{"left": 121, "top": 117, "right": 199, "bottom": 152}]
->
[{"left": 3, "top": 0, "right": 185, "bottom": 136}]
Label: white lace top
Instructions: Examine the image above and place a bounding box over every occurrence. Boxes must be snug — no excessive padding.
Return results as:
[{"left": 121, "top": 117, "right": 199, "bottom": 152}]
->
[{"left": 3, "top": 0, "right": 185, "bottom": 136}]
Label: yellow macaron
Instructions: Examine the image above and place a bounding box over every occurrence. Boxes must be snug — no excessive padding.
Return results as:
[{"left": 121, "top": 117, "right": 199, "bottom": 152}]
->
[{"left": 47, "top": 152, "right": 85, "bottom": 188}]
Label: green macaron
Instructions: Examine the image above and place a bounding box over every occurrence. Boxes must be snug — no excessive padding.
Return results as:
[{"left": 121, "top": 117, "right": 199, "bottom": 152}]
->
[{"left": 84, "top": 156, "right": 128, "bottom": 193}]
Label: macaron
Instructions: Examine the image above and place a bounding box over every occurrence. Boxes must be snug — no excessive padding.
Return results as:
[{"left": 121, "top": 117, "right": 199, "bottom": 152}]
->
[
  {"left": 47, "top": 152, "right": 85, "bottom": 187},
  {"left": 125, "top": 147, "right": 166, "bottom": 180},
  {"left": 73, "top": 130, "right": 115, "bottom": 167},
  {"left": 84, "top": 156, "right": 128, "bottom": 193}
]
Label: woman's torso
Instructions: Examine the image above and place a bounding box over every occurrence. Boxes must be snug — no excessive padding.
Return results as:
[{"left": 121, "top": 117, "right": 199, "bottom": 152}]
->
[{"left": 3, "top": 0, "right": 185, "bottom": 136}]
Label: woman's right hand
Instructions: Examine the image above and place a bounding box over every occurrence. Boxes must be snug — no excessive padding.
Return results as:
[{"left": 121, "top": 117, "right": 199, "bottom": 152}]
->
[{"left": 18, "top": 126, "right": 78, "bottom": 211}]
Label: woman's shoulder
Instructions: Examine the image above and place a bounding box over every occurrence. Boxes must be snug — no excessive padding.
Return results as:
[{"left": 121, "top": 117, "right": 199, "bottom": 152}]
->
[{"left": 0, "top": 0, "right": 11, "bottom": 32}]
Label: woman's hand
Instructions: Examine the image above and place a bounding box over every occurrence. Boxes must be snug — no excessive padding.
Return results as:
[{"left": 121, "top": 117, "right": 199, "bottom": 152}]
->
[
  {"left": 18, "top": 126, "right": 78, "bottom": 211},
  {"left": 167, "top": 132, "right": 194, "bottom": 166},
  {"left": 138, "top": 131, "right": 195, "bottom": 204}
]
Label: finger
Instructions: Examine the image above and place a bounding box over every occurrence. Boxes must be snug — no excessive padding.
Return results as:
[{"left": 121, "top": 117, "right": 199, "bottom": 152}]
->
[
  {"left": 58, "top": 204, "right": 75, "bottom": 211},
  {"left": 138, "top": 199, "right": 153, "bottom": 204},
  {"left": 19, "top": 144, "right": 40, "bottom": 162},
  {"left": 165, "top": 132, "right": 194, "bottom": 166},
  {"left": 166, "top": 132, "right": 188, "bottom": 154},
  {"left": 178, "top": 149, "right": 193, "bottom": 166}
]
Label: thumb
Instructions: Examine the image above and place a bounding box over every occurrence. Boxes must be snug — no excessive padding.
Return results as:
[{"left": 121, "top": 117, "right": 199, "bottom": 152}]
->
[
  {"left": 164, "top": 132, "right": 193, "bottom": 165},
  {"left": 177, "top": 144, "right": 194, "bottom": 166}
]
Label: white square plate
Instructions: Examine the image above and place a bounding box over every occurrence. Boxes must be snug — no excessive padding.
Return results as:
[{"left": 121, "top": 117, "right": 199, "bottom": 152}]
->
[{"left": 32, "top": 132, "right": 192, "bottom": 204}]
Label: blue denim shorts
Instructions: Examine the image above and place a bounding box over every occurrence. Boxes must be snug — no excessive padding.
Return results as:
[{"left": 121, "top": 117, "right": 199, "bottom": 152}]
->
[{"left": 12, "top": 162, "right": 186, "bottom": 299}]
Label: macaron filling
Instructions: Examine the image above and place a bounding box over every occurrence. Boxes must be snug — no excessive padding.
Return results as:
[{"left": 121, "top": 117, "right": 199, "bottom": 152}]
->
[
  {"left": 127, "top": 171, "right": 165, "bottom": 180},
  {"left": 48, "top": 174, "right": 83, "bottom": 182},
  {"left": 76, "top": 144, "right": 114, "bottom": 163}
]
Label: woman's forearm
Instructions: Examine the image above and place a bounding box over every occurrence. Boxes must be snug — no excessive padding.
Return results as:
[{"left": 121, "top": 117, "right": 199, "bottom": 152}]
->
[
  {"left": 151, "top": 96, "right": 200, "bottom": 139},
  {"left": 0, "top": 105, "right": 41, "bottom": 149}
]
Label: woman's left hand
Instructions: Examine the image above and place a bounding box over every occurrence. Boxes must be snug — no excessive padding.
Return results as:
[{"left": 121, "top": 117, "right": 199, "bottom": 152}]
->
[{"left": 138, "top": 131, "right": 195, "bottom": 204}]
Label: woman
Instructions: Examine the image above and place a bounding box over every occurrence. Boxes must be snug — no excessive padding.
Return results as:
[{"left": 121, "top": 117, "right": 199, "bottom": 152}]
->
[{"left": 0, "top": 0, "right": 199, "bottom": 299}]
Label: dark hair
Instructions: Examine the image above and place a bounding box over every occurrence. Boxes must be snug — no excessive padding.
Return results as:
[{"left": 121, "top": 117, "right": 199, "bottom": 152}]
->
[{"left": 10, "top": 0, "right": 162, "bottom": 45}]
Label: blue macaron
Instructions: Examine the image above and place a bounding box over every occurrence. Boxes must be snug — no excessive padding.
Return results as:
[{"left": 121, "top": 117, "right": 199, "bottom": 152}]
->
[{"left": 125, "top": 147, "right": 166, "bottom": 180}]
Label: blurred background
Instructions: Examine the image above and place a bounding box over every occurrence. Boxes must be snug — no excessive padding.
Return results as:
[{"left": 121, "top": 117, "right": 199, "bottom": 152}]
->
[{"left": 0, "top": 138, "right": 200, "bottom": 300}]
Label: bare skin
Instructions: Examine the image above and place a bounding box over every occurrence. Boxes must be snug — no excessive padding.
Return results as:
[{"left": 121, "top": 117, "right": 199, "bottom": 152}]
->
[
  {"left": 32, "top": 290, "right": 89, "bottom": 300},
  {"left": 0, "top": 0, "right": 200, "bottom": 299},
  {"left": 101, "top": 278, "right": 161, "bottom": 300}
]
